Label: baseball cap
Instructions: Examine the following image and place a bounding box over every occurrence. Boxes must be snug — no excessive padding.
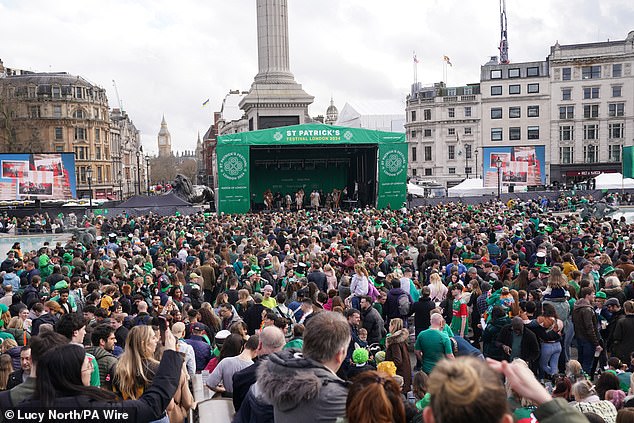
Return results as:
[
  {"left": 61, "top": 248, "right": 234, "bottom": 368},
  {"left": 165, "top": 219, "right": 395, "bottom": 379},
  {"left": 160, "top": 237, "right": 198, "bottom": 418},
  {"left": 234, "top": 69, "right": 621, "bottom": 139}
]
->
[{"left": 192, "top": 322, "right": 206, "bottom": 331}]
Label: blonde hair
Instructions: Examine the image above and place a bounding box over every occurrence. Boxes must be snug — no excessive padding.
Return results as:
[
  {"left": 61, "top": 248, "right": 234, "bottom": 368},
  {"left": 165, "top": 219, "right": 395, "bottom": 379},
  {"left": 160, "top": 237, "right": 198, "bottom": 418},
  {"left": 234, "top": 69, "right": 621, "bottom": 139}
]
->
[
  {"left": 572, "top": 379, "right": 596, "bottom": 401},
  {"left": 428, "top": 357, "right": 509, "bottom": 423},
  {"left": 113, "top": 325, "right": 159, "bottom": 399},
  {"left": 389, "top": 318, "right": 403, "bottom": 333},
  {"left": 7, "top": 316, "right": 24, "bottom": 330},
  {"left": 0, "top": 354, "right": 13, "bottom": 390},
  {"left": 1, "top": 338, "right": 18, "bottom": 353}
]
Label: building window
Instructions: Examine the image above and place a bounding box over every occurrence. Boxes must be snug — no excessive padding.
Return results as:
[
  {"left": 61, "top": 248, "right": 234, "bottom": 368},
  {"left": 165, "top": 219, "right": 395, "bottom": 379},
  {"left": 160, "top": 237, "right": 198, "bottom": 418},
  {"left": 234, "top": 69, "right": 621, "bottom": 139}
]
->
[
  {"left": 464, "top": 106, "right": 472, "bottom": 117},
  {"left": 52, "top": 86, "right": 61, "bottom": 98},
  {"left": 95, "top": 128, "right": 100, "bottom": 142},
  {"left": 464, "top": 127, "right": 472, "bottom": 135},
  {"left": 527, "top": 126, "right": 540, "bottom": 140},
  {"left": 560, "top": 125, "right": 574, "bottom": 141},
  {"left": 448, "top": 128, "right": 456, "bottom": 136},
  {"left": 411, "top": 147, "right": 417, "bottom": 162},
  {"left": 448, "top": 145, "right": 455, "bottom": 160},
  {"left": 582, "top": 65, "right": 601, "bottom": 79},
  {"left": 75, "top": 87, "right": 83, "bottom": 99},
  {"left": 55, "top": 127, "right": 63, "bottom": 140},
  {"left": 491, "top": 70, "right": 502, "bottom": 79},
  {"left": 509, "top": 127, "right": 521, "bottom": 141},
  {"left": 559, "top": 106, "right": 574, "bottom": 119},
  {"left": 609, "top": 103, "right": 625, "bottom": 117},
  {"left": 612, "top": 86, "right": 622, "bottom": 97},
  {"left": 55, "top": 146, "right": 64, "bottom": 152},
  {"left": 448, "top": 108, "right": 455, "bottom": 118},
  {"left": 527, "top": 66, "right": 539, "bottom": 77},
  {"left": 527, "top": 83, "right": 539, "bottom": 93},
  {"left": 583, "top": 104, "right": 599, "bottom": 118},
  {"left": 491, "top": 108, "right": 503, "bottom": 119},
  {"left": 491, "top": 86, "right": 502, "bottom": 96},
  {"left": 562, "top": 67, "right": 572, "bottom": 81},
  {"left": 491, "top": 128, "right": 503, "bottom": 141},
  {"left": 584, "top": 124, "right": 598, "bottom": 140},
  {"left": 411, "top": 168, "right": 417, "bottom": 176},
  {"left": 448, "top": 167, "right": 456, "bottom": 174},
  {"left": 424, "top": 146, "right": 432, "bottom": 161},
  {"left": 97, "top": 167, "right": 103, "bottom": 183},
  {"left": 464, "top": 86, "right": 473, "bottom": 95},
  {"left": 465, "top": 167, "right": 472, "bottom": 175},
  {"left": 424, "top": 168, "right": 432, "bottom": 176},
  {"left": 609, "top": 144, "right": 622, "bottom": 162},
  {"left": 423, "top": 129, "right": 432, "bottom": 137},
  {"left": 583, "top": 87, "right": 600, "bottom": 99},
  {"left": 562, "top": 88, "right": 572, "bottom": 100},
  {"left": 96, "top": 146, "right": 101, "bottom": 160},
  {"left": 560, "top": 146, "right": 574, "bottom": 164},
  {"left": 424, "top": 109, "right": 431, "bottom": 120},
  {"left": 447, "top": 88, "right": 456, "bottom": 96},
  {"left": 509, "top": 107, "right": 521, "bottom": 118},
  {"left": 509, "top": 84, "right": 521, "bottom": 95},
  {"left": 613, "top": 64, "right": 622, "bottom": 78},
  {"left": 527, "top": 105, "right": 539, "bottom": 117},
  {"left": 609, "top": 123, "right": 624, "bottom": 139},
  {"left": 465, "top": 144, "right": 472, "bottom": 159},
  {"left": 75, "top": 127, "right": 86, "bottom": 140},
  {"left": 584, "top": 144, "right": 598, "bottom": 163},
  {"left": 411, "top": 130, "right": 417, "bottom": 139},
  {"left": 53, "top": 105, "right": 62, "bottom": 118},
  {"left": 411, "top": 110, "right": 417, "bottom": 121},
  {"left": 28, "top": 106, "right": 41, "bottom": 118},
  {"left": 73, "top": 109, "right": 85, "bottom": 119},
  {"left": 508, "top": 68, "right": 520, "bottom": 78}
]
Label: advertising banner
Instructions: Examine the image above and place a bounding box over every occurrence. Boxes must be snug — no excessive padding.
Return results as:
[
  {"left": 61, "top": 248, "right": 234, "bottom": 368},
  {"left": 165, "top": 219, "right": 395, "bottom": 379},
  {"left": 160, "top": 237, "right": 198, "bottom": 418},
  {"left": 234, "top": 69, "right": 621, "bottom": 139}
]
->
[
  {"left": 0, "top": 153, "right": 77, "bottom": 200},
  {"left": 482, "top": 146, "right": 545, "bottom": 188},
  {"left": 377, "top": 142, "right": 408, "bottom": 209},
  {"left": 216, "top": 145, "right": 250, "bottom": 214}
]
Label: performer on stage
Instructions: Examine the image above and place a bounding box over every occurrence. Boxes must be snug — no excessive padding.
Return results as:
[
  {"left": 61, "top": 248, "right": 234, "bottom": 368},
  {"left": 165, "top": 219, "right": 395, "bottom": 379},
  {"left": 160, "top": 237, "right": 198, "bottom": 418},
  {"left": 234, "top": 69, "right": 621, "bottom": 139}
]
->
[
  {"left": 263, "top": 189, "right": 273, "bottom": 210},
  {"left": 310, "top": 189, "right": 320, "bottom": 210},
  {"left": 332, "top": 188, "right": 342, "bottom": 210},
  {"left": 295, "top": 188, "right": 304, "bottom": 210}
]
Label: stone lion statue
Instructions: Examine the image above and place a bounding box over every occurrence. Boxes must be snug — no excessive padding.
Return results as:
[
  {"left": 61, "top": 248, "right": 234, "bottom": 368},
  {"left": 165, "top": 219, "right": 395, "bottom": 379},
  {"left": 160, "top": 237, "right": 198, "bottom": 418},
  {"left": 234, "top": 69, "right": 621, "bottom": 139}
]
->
[{"left": 170, "top": 174, "right": 214, "bottom": 204}]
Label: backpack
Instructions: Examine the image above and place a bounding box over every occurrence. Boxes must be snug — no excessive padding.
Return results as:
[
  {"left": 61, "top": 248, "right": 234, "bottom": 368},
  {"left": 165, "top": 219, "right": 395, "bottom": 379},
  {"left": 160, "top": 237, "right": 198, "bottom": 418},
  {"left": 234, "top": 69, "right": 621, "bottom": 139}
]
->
[{"left": 397, "top": 293, "right": 410, "bottom": 316}]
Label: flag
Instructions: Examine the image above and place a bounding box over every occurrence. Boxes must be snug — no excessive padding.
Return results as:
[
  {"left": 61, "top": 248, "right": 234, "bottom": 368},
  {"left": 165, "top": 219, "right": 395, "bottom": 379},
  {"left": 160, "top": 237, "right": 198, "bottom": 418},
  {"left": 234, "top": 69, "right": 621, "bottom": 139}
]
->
[
  {"left": 413, "top": 51, "right": 419, "bottom": 64},
  {"left": 202, "top": 99, "right": 210, "bottom": 107},
  {"left": 443, "top": 55, "right": 453, "bottom": 66},
  {"left": 623, "top": 146, "right": 634, "bottom": 178}
]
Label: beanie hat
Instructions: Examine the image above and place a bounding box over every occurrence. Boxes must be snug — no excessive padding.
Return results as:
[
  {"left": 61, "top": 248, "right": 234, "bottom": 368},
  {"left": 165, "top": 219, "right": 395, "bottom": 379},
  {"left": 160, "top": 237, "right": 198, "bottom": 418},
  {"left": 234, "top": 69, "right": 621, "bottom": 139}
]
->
[
  {"left": 0, "top": 303, "right": 8, "bottom": 314},
  {"left": 352, "top": 348, "right": 369, "bottom": 365},
  {"left": 374, "top": 350, "right": 386, "bottom": 364}
]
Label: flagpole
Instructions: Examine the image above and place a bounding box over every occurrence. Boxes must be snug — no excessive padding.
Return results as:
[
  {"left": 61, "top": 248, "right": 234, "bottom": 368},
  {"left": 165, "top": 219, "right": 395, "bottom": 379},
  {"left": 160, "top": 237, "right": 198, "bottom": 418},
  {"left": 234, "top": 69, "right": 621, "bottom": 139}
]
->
[
  {"left": 443, "top": 61, "right": 447, "bottom": 85},
  {"left": 413, "top": 51, "right": 418, "bottom": 85}
]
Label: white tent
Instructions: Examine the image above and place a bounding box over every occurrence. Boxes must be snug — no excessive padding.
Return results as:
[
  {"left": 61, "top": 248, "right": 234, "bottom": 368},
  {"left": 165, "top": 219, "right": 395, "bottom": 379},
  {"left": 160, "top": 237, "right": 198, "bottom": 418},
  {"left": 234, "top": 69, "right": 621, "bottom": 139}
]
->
[
  {"left": 407, "top": 183, "right": 427, "bottom": 197},
  {"left": 594, "top": 173, "right": 634, "bottom": 189},
  {"left": 447, "top": 178, "right": 496, "bottom": 197}
]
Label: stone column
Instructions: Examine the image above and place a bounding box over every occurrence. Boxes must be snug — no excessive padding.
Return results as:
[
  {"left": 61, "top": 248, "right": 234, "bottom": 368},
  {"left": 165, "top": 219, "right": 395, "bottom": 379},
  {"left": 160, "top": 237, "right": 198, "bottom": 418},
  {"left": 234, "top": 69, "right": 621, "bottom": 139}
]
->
[{"left": 254, "top": 0, "right": 294, "bottom": 83}]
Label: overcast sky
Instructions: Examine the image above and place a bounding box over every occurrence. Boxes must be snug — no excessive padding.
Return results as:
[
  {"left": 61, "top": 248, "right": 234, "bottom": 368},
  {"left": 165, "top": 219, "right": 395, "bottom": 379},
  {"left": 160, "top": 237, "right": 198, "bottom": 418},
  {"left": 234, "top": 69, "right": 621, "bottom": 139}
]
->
[{"left": 1, "top": 0, "right": 633, "bottom": 154}]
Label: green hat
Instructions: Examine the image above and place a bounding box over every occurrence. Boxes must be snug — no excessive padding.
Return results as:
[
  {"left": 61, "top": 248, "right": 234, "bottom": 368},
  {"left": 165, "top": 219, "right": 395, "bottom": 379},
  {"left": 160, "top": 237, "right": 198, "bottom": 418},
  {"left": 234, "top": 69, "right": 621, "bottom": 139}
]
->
[
  {"left": 143, "top": 262, "right": 154, "bottom": 274},
  {"left": 602, "top": 266, "right": 617, "bottom": 277},
  {"left": 352, "top": 348, "right": 369, "bottom": 364},
  {"left": 54, "top": 281, "right": 69, "bottom": 291},
  {"left": 0, "top": 303, "right": 8, "bottom": 314},
  {"left": 538, "top": 266, "right": 551, "bottom": 274},
  {"left": 63, "top": 253, "right": 73, "bottom": 263},
  {"left": 247, "top": 270, "right": 257, "bottom": 278},
  {"left": 595, "top": 291, "right": 607, "bottom": 299}
]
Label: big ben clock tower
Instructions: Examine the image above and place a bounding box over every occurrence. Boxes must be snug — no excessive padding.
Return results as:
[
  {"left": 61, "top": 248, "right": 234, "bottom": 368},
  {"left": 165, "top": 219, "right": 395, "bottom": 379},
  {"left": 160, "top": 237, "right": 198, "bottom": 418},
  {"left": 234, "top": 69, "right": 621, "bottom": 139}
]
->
[{"left": 157, "top": 116, "right": 172, "bottom": 157}]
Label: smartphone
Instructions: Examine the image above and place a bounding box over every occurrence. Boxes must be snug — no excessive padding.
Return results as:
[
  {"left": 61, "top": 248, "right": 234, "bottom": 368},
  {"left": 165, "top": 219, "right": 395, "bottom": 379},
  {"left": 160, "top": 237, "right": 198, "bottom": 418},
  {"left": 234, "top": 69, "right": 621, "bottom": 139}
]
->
[{"left": 157, "top": 316, "right": 168, "bottom": 345}]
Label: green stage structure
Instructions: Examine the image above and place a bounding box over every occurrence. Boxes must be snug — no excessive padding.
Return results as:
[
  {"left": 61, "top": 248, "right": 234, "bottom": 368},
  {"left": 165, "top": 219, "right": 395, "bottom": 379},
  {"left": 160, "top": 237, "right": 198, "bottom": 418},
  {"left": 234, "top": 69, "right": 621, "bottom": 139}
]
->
[{"left": 215, "top": 123, "right": 407, "bottom": 214}]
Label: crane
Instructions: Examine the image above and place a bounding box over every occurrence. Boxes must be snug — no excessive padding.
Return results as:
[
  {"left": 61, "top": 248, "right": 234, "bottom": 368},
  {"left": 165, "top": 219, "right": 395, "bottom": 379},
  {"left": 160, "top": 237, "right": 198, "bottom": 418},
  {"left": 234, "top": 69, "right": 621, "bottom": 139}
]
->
[
  {"left": 112, "top": 80, "right": 124, "bottom": 112},
  {"left": 499, "top": 0, "right": 509, "bottom": 64}
]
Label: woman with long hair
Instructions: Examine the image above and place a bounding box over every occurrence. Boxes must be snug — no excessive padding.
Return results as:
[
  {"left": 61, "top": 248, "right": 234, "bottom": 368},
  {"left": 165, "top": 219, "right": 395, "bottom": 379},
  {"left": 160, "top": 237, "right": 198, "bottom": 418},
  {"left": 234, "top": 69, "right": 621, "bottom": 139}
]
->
[
  {"left": 350, "top": 264, "right": 370, "bottom": 310},
  {"left": 113, "top": 325, "right": 161, "bottom": 401},
  {"left": 530, "top": 302, "right": 563, "bottom": 379},
  {"left": 235, "top": 289, "right": 254, "bottom": 319},
  {"left": 345, "top": 370, "right": 406, "bottom": 423},
  {"left": 17, "top": 331, "right": 184, "bottom": 421},
  {"left": 428, "top": 272, "right": 448, "bottom": 303},
  {"left": 199, "top": 305, "right": 221, "bottom": 336},
  {"left": 324, "top": 263, "right": 338, "bottom": 292},
  {"left": 0, "top": 354, "right": 13, "bottom": 391},
  {"left": 510, "top": 270, "right": 529, "bottom": 291},
  {"left": 385, "top": 317, "right": 411, "bottom": 392},
  {"left": 204, "top": 333, "right": 245, "bottom": 373}
]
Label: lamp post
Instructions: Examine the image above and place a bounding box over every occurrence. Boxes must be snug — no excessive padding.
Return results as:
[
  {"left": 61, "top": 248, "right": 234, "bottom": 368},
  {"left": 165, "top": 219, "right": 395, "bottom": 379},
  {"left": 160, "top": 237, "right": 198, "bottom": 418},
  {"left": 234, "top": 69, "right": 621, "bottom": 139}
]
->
[
  {"left": 496, "top": 157, "right": 503, "bottom": 200},
  {"left": 465, "top": 145, "right": 470, "bottom": 179},
  {"left": 145, "top": 154, "right": 151, "bottom": 196},
  {"left": 474, "top": 148, "right": 479, "bottom": 179},
  {"left": 118, "top": 171, "right": 123, "bottom": 200},
  {"left": 136, "top": 149, "right": 141, "bottom": 196},
  {"left": 86, "top": 167, "right": 93, "bottom": 213}
]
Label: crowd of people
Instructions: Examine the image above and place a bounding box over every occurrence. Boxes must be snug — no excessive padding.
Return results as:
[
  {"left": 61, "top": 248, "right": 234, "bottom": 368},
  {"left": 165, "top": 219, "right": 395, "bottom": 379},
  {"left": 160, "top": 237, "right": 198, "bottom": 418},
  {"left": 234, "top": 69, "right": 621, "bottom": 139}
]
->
[{"left": 1, "top": 194, "right": 634, "bottom": 423}]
